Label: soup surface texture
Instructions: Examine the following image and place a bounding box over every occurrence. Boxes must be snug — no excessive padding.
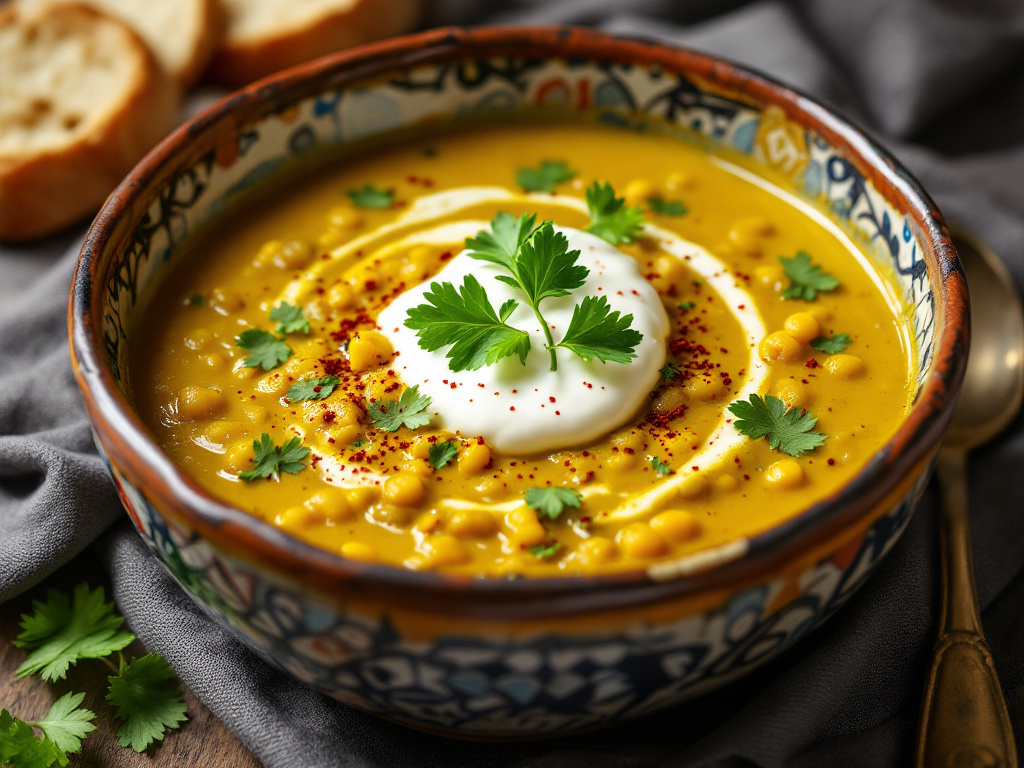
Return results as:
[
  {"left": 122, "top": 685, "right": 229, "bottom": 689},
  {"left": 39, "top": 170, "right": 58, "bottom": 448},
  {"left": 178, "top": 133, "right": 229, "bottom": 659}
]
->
[{"left": 131, "top": 122, "right": 914, "bottom": 577}]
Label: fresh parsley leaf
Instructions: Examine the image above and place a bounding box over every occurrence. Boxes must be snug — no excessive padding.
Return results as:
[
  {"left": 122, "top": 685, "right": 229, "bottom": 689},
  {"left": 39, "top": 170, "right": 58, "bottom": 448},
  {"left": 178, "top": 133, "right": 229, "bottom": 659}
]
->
[
  {"left": 660, "top": 362, "right": 682, "bottom": 381},
  {"left": 779, "top": 251, "right": 840, "bottom": 301},
  {"left": 106, "top": 654, "right": 188, "bottom": 753},
  {"left": 465, "top": 211, "right": 538, "bottom": 273},
  {"left": 238, "top": 433, "right": 310, "bottom": 481},
  {"left": 510, "top": 222, "right": 588, "bottom": 305},
  {"left": 678, "top": 301, "right": 696, "bottom": 310},
  {"left": 346, "top": 184, "right": 393, "bottom": 209},
  {"left": 583, "top": 182, "right": 645, "bottom": 245},
  {"left": 727, "top": 394, "right": 827, "bottom": 457},
  {"left": 810, "top": 333, "right": 852, "bottom": 355},
  {"left": 524, "top": 487, "right": 582, "bottom": 521},
  {"left": 649, "top": 456, "right": 672, "bottom": 476},
  {"left": 33, "top": 692, "right": 95, "bottom": 760},
  {"left": 529, "top": 542, "right": 562, "bottom": 559},
  {"left": 235, "top": 329, "right": 291, "bottom": 370},
  {"left": 269, "top": 302, "right": 309, "bottom": 334},
  {"left": 404, "top": 275, "right": 531, "bottom": 371},
  {"left": 515, "top": 160, "right": 576, "bottom": 192},
  {"left": 554, "top": 294, "right": 642, "bottom": 364},
  {"left": 427, "top": 440, "right": 458, "bottom": 470},
  {"left": 0, "top": 708, "right": 63, "bottom": 768},
  {"left": 286, "top": 375, "right": 339, "bottom": 403},
  {"left": 14, "top": 584, "right": 134, "bottom": 682},
  {"left": 646, "top": 197, "right": 688, "bottom": 216},
  {"left": 187, "top": 294, "right": 204, "bottom": 307},
  {"left": 367, "top": 385, "right": 433, "bottom": 432}
]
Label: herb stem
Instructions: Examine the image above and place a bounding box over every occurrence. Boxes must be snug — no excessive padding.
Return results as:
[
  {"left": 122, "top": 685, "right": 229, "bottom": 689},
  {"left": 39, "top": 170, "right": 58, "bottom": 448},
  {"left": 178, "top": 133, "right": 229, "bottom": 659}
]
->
[{"left": 531, "top": 304, "right": 558, "bottom": 371}]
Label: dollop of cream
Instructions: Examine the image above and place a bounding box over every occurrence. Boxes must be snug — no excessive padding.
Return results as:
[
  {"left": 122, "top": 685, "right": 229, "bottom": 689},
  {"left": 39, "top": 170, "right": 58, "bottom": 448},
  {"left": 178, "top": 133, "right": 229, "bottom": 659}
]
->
[{"left": 377, "top": 227, "right": 669, "bottom": 454}]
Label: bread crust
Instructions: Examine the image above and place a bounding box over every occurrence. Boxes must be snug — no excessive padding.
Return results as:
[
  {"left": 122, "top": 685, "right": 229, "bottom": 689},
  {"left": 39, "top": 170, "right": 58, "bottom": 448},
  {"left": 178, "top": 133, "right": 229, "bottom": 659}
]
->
[
  {"left": 0, "top": 3, "right": 179, "bottom": 242},
  {"left": 207, "top": 0, "right": 422, "bottom": 87}
]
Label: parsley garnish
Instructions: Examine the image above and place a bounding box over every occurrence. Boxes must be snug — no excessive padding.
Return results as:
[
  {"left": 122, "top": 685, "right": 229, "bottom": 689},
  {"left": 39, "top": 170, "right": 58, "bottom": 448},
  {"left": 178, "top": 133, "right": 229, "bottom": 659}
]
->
[
  {"left": 428, "top": 439, "right": 458, "bottom": 470},
  {"left": 187, "top": 294, "right": 204, "bottom": 307},
  {"left": 525, "top": 487, "right": 583, "bottom": 521},
  {"left": 346, "top": 184, "right": 393, "bottom": 209},
  {"left": 553, "top": 295, "right": 642, "bottom": 365},
  {"left": 515, "top": 160, "right": 576, "bottom": 192},
  {"left": 678, "top": 301, "right": 696, "bottom": 311},
  {"left": 235, "top": 329, "right": 291, "bottom": 370},
  {"left": 14, "top": 584, "right": 133, "bottom": 681},
  {"left": 404, "top": 275, "right": 531, "bottom": 371},
  {"left": 367, "top": 385, "right": 433, "bottom": 432},
  {"left": 529, "top": 542, "right": 562, "bottom": 559},
  {"left": 286, "top": 375, "right": 340, "bottom": 403},
  {"left": 269, "top": 302, "right": 309, "bottom": 334},
  {"left": 583, "top": 182, "right": 645, "bottom": 245},
  {"left": 106, "top": 654, "right": 189, "bottom": 752},
  {"left": 238, "top": 433, "right": 310, "bottom": 481},
  {"left": 649, "top": 456, "right": 672, "bottom": 476},
  {"left": 779, "top": 251, "right": 840, "bottom": 301},
  {"left": 727, "top": 394, "right": 827, "bottom": 457},
  {"left": 646, "top": 197, "right": 688, "bottom": 216},
  {"left": 660, "top": 362, "right": 682, "bottom": 381},
  {"left": 810, "top": 333, "right": 852, "bottom": 355}
]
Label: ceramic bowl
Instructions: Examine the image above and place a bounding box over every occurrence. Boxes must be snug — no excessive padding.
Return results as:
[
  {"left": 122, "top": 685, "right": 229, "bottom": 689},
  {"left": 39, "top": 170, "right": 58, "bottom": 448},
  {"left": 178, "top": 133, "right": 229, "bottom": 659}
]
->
[{"left": 70, "top": 27, "right": 967, "bottom": 738}]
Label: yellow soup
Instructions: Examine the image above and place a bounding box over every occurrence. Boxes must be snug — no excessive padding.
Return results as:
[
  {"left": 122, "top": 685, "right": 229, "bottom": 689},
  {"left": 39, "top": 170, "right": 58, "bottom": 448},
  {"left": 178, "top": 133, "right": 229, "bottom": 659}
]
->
[{"left": 131, "top": 122, "right": 915, "bottom": 577}]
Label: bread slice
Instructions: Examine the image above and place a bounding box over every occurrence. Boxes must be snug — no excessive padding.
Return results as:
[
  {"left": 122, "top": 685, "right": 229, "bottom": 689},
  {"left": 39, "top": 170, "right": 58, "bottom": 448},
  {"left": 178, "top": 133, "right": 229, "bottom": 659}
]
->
[
  {"left": 0, "top": 2, "right": 179, "bottom": 242},
  {"left": 207, "top": 0, "right": 422, "bottom": 87},
  {"left": 19, "top": 0, "right": 223, "bottom": 88}
]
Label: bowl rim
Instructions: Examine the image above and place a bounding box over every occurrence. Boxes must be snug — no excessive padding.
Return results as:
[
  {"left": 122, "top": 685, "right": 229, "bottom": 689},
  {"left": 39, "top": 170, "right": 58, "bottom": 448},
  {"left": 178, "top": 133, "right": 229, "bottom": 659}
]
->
[{"left": 70, "top": 25, "right": 967, "bottom": 619}]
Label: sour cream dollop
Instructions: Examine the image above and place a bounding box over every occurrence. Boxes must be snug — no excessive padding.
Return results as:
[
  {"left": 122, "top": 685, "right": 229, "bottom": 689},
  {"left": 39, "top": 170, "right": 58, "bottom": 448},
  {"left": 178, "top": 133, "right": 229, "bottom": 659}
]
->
[{"left": 377, "top": 227, "right": 669, "bottom": 454}]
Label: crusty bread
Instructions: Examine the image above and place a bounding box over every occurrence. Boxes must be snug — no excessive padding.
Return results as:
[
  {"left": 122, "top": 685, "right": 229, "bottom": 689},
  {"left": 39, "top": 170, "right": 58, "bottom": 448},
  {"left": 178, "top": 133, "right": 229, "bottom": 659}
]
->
[
  {"left": 19, "top": 0, "right": 223, "bottom": 88},
  {"left": 0, "top": 2, "right": 179, "bottom": 242},
  {"left": 207, "top": 0, "right": 422, "bottom": 87}
]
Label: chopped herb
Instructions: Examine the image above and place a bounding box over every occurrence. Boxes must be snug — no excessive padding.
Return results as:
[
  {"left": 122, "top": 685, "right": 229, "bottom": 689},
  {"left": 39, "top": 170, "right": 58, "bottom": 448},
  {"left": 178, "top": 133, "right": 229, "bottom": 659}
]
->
[
  {"left": 529, "top": 542, "right": 562, "bottom": 559},
  {"left": 646, "top": 197, "right": 688, "bottom": 216},
  {"left": 346, "top": 184, "right": 394, "bottom": 209},
  {"left": 238, "top": 433, "right": 309, "bottom": 481},
  {"left": 235, "top": 329, "right": 291, "bottom": 371},
  {"left": 659, "top": 362, "right": 682, "bottom": 381},
  {"left": 106, "top": 654, "right": 188, "bottom": 752},
  {"left": 583, "top": 182, "right": 645, "bottom": 245},
  {"left": 649, "top": 456, "right": 672, "bottom": 476},
  {"left": 525, "top": 487, "right": 583, "bottom": 521},
  {"left": 515, "top": 160, "right": 576, "bottom": 192},
  {"left": 367, "top": 385, "right": 433, "bottom": 432},
  {"left": 554, "top": 295, "right": 642, "bottom": 365},
  {"left": 351, "top": 438, "right": 366, "bottom": 449},
  {"left": 727, "top": 394, "right": 827, "bottom": 457},
  {"left": 286, "top": 375, "right": 339, "bottom": 403},
  {"left": 678, "top": 301, "right": 696, "bottom": 310},
  {"left": 187, "top": 294, "right": 204, "bottom": 307},
  {"left": 692, "top": 279, "right": 703, "bottom": 287},
  {"left": 810, "top": 333, "right": 852, "bottom": 355},
  {"left": 780, "top": 251, "right": 840, "bottom": 301},
  {"left": 427, "top": 439, "right": 458, "bottom": 470},
  {"left": 269, "top": 302, "right": 309, "bottom": 334}
]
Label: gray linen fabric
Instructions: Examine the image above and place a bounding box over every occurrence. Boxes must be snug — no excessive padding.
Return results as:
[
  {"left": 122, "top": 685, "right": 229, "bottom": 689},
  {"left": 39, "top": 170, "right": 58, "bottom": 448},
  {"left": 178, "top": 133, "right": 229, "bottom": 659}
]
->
[{"left": 3, "top": 1, "right": 1024, "bottom": 766}]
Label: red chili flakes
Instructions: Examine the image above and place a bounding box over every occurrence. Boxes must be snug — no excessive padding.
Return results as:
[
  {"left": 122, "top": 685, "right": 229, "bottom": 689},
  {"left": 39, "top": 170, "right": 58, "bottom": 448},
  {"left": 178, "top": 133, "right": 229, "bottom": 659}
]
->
[
  {"left": 322, "top": 411, "right": 336, "bottom": 423},
  {"left": 828, "top": 458, "right": 836, "bottom": 466},
  {"left": 438, "top": 250, "right": 453, "bottom": 262},
  {"left": 805, "top": 358, "right": 819, "bottom": 369},
  {"left": 548, "top": 396, "right": 556, "bottom": 403}
]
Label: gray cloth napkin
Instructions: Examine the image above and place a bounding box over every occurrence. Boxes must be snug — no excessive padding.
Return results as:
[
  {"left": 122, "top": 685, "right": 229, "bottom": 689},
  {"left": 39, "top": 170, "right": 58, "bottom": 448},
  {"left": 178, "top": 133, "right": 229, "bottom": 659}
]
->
[{"left": 3, "top": 1, "right": 1023, "bottom": 766}]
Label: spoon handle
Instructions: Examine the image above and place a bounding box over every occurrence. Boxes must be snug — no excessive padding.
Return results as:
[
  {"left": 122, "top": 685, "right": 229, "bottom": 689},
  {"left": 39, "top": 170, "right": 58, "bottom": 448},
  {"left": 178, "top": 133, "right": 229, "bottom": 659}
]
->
[{"left": 916, "top": 448, "right": 1018, "bottom": 768}]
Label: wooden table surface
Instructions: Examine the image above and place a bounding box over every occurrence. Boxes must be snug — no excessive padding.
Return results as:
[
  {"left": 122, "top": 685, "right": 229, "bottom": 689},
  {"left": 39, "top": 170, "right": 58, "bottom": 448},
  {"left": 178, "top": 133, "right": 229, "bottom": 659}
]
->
[{"left": 0, "top": 550, "right": 262, "bottom": 768}]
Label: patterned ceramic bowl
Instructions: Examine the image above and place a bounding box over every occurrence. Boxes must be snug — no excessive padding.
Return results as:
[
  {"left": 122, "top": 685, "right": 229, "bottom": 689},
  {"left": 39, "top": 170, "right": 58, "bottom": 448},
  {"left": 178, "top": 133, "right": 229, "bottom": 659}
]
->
[{"left": 70, "top": 27, "right": 967, "bottom": 738}]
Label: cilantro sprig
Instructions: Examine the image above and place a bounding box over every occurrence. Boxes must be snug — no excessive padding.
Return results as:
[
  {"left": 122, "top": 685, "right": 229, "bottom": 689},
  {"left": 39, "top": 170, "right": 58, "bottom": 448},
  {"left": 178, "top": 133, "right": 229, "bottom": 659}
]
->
[
  {"left": 1, "top": 693, "right": 94, "bottom": 767},
  {"left": 515, "top": 160, "right": 576, "bottom": 193},
  {"left": 235, "top": 329, "right": 291, "bottom": 371},
  {"left": 270, "top": 302, "right": 309, "bottom": 334},
  {"left": 106, "top": 655, "right": 188, "bottom": 752},
  {"left": 367, "top": 385, "right": 433, "bottom": 432},
  {"left": 427, "top": 440, "right": 458, "bottom": 470},
  {"left": 728, "top": 394, "right": 827, "bottom": 457},
  {"left": 529, "top": 542, "right": 562, "bottom": 559},
  {"left": 811, "top": 333, "right": 852, "bottom": 355},
  {"left": 525, "top": 487, "right": 582, "bottom": 521},
  {"left": 779, "top": 251, "right": 840, "bottom": 301},
  {"left": 584, "top": 182, "right": 645, "bottom": 245},
  {"left": 238, "top": 433, "right": 310, "bottom": 481},
  {"left": 286, "top": 375, "right": 340, "bottom": 403},
  {"left": 646, "top": 197, "right": 688, "bottom": 216}
]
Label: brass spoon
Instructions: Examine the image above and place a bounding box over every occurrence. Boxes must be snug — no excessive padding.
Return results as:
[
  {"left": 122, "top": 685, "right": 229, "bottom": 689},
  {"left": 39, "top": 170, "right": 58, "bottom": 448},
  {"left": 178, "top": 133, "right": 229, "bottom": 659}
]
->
[{"left": 916, "top": 228, "right": 1023, "bottom": 768}]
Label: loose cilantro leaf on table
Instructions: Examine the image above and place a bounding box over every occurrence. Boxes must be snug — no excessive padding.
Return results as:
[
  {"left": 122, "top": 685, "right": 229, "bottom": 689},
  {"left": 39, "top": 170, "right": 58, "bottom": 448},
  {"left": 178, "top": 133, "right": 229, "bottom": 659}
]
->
[
  {"left": 659, "top": 362, "right": 682, "bottom": 381},
  {"left": 554, "top": 295, "right": 642, "bottom": 365},
  {"left": 33, "top": 692, "right": 96, "bottom": 760},
  {"left": 14, "top": 584, "right": 134, "bottom": 682},
  {"left": 529, "top": 542, "right": 562, "bottom": 559},
  {"left": 346, "top": 184, "right": 393, "bottom": 209},
  {"left": 427, "top": 440, "right": 458, "bottom": 470},
  {"left": 0, "top": 708, "right": 64, "bottom": 768},
  {"left": 106, "top": 654, "right": 188, "bottom": 752},
  {"left": 646, "top": 197, "right": 688, "bottom": 216},
  {"left": 404, "top": 276, "right": 532, "bottom": 371},
  {"left": 649, "top": 456, "right": 672, "bottom": 476},
  {"left": 269, "top": 302, "right": 309, "bottom": 334},
  {"left": 810, "top": 333, "right": 852, "bottom": 355},
  {"left": 525, "top": 487, "right": 582, "bottom": 521},
  {"left": 367, "top": 385, "right": 433, "bottom": 432},
  {"left": 238, "top": 434, "right": 310, "bottom": 481},
  {"left": 286, "top": 375, "right": 340, "bottom": 403},
  {"left": 515, "top": 160, "right": 576, "bottom": 192},
  {"left": 779, "top": 251, "right": 840, "bottom": 301},
  {"left": 728, "top": 394, "right": 827, "bottom": 457},
  {"left": 583, "top": 182, "right": 645, "bottom": 245},
  {"left": 235, "top": 329, "right": 291, "bottom": 370}
]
